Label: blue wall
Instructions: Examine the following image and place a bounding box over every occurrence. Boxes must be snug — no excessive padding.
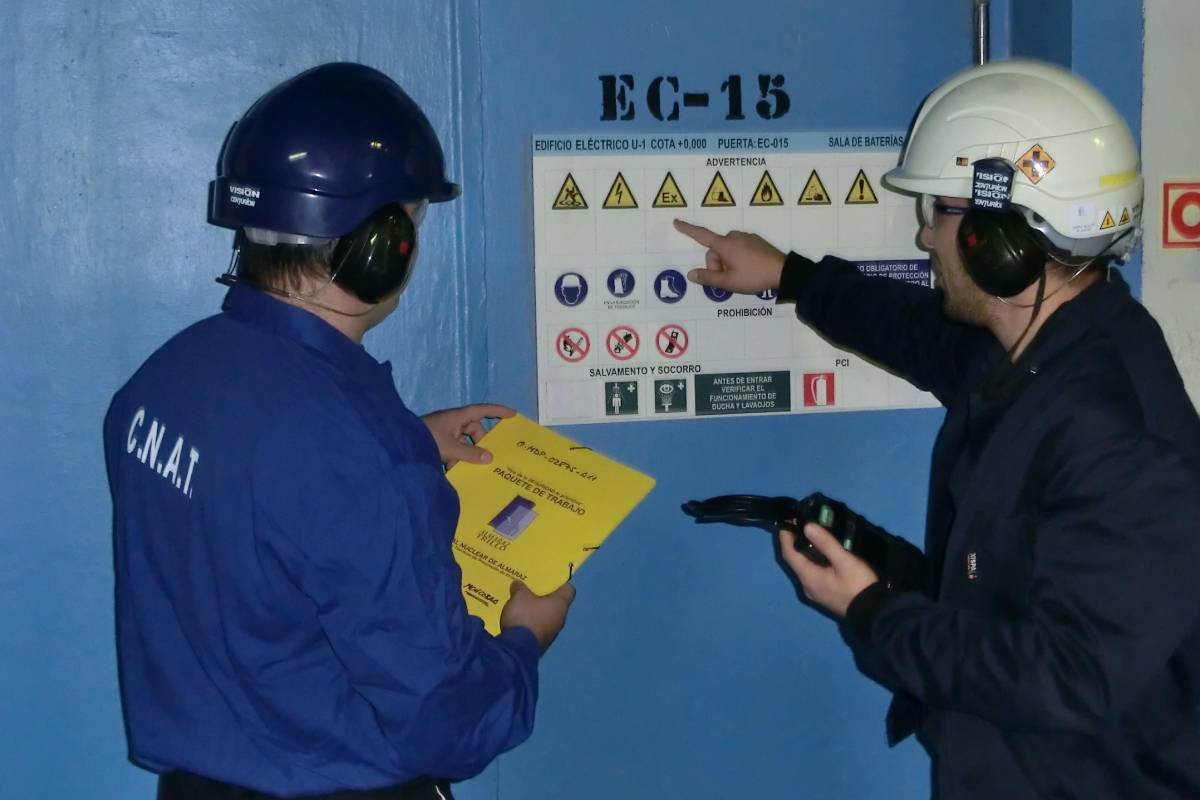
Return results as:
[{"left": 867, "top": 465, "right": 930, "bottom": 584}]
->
[{"left": 0, "top": 1, "right": 1143, "bottom": 798}]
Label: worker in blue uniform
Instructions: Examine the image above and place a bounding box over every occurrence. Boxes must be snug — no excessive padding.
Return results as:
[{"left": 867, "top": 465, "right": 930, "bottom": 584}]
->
[
  {"left": 103, "top": 63, "right": 574, "bottom": 800},
  {"left": 677, "top": 60, "right": 1200, "bottom": 798}
]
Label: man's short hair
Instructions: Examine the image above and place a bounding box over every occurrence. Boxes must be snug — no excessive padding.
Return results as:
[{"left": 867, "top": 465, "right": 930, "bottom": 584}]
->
[{"left": 237, "top": 238, "right": 337, "bottom": 294}]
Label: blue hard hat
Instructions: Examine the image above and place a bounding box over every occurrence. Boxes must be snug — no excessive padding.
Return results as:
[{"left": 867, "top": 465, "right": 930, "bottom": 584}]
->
[{"left": 209, "top": 62, "right": 460, "bottom": 238}]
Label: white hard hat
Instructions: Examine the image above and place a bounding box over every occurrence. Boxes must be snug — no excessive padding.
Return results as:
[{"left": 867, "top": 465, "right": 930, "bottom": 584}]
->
[{"left": 884, "top": 59, "right": 1142, "bottom": 259}]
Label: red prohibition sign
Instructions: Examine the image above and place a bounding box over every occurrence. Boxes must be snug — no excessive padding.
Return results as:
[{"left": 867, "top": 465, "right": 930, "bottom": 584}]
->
[
  {"left": 1171, "top": 192, "right": 1200, "bottom": 239},
  {"left": 607, "top": 325, "right": 640, "bottom": 361},
  {"left": 557, "top": 327, "right": 590, "bottom": 362},
  {"left": 656, "top": 324, "right": 689, "bottom": 359}
]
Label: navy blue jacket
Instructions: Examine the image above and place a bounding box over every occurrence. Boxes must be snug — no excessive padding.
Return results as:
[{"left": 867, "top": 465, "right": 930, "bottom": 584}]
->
[
  {"left": 104, "top": 285, "right": 540, "bottom": 796},
  {"left": 780, "top": 253, "right": 1200, "bottom": 799}
]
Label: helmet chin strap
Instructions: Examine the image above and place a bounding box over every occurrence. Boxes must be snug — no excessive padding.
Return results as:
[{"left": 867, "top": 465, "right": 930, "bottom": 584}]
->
[{"left": 1005, "top": 270, "right": 1047, "bottom": 361}]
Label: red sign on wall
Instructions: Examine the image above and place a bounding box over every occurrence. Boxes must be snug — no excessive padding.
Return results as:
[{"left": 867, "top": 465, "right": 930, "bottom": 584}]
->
[
  {"left": 802, "top": 372, "right": 835, "bottom": 407},
  {"left": 1163, "top": 182, "right": 1200, "bottom": 249}
]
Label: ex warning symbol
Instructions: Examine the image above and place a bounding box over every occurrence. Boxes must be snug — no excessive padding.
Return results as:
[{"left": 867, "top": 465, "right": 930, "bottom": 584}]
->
[
  {"left": 750, "top": 170, "right": 784, "bottom": 206},
  {"left": 702, "top": 171, "right": 736, "bottom": 207},
  {"left": 798, "top": 170, "right": 831, "bottom": 205},
  {"left": 552, "top": 173, "right": 588, "bottom": 210},
  {"left": 603, "top": 172, "right": 638, "bottom": 209},
  {"left": 845, "top": 169, "right": 879, "bottom": 205},
  {"left": 653, "top": 172, "right": 687, "bottom": 208}
]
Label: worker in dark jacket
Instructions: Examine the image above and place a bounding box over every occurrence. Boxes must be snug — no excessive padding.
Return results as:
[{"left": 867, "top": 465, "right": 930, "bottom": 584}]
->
[{"left": 677, "top": 59, "right": 1200, "bottom": 799}]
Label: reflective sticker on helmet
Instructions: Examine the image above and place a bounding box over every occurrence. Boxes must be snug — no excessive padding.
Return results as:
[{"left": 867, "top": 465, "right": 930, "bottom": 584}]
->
[
  {"left": 1016, "top": 144, "right": 1056, "bottom": 184},
  {"left": 1099, "top": 169, "right": 1137, "bottom": 189}
]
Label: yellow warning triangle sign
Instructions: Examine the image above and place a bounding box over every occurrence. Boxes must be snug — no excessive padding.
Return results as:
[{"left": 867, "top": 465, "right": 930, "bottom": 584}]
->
[
  {"left": 749, "top": 170, "right": 784, "bottom": 206},
  {"left": 653, "top": 172, "right": 687, "bottom": 208},
  {"left": 1118, "top": 207, "right": 1131, "bottom": 226},
  {"left": 702, "top": 171, "right": 735, "bottom": 207},
  {"left": 798, "top": 170, "right": 831, "bottom": 205},
  {"left": 552, "top": 173, "right": 588, "bottom": 210},
  {"left": 844, "top": 169, "right": 879, "bottom": 205},
  {"left": 603, "top": 172, "right": 638, "bottom": 209},
  {"left": 1100, "top": 210, "right": 1116, "bottom": 230}
]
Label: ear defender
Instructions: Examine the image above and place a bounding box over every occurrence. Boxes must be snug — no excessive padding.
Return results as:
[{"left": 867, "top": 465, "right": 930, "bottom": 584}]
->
[
  {"left": 957, "top": 157, "right": 1047, "bottom": 298},
  {"left": 331, "top": 205, "right": 418, "bottom": 304},
  {"left": 958, "top": 209, "right": 1047, "bottom": 298}
]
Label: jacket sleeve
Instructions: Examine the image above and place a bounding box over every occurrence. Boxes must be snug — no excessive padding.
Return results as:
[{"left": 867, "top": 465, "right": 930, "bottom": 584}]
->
[
  {"left": 254, "top": 425, "right": 539, "bottom": 781},
  {"left": 843, "top": 399, "right": 1200, "bottom": 732},
  {"left": 778, "top": 252, "right": 983, "bottom": 404}
]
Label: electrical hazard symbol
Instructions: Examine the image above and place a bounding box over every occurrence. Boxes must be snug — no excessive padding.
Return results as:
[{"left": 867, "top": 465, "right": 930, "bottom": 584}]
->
[
  {"left": 603, "top": 172, "right": 638, "bottom": 209},
  {"left": 654, "top": 379, "right": 688, "bottom": 414},
  {"left": 750, "top": 170, "right": 784, "bottom": 206},
  {"left": 1119, "top": 207, "right": 1131, "bottom": 226},
  {"left": 1016, "top": 144, "right": 1055, "bottom": 185},
  {"left": 656, "top": 324, "right": 689, "bottom": 359},
  {"left": 702, "top": 171, "right": 736, "bottom": 207},
  {"left": 653, "top": 172, "right": 687, "bottom": 208},
  {"left": 844, "top": 169, "right": 878, "bottom": 205},
  {"left": 604, "top": 381, "right": 639, "bottom": 416},
  {"left": 1100, "top": 210, "right": 1116, "bottom": 230},
  {"left": 552, "top": 173, "right": 588, "bottom": 210},
  {"left": 556, "top": 328, "right": 590, "bottom": 362},
  {"left": 606, "top": 325, "right": 640, "bottom": 361},
  {"left": 798, "top": 169, "right": 831, "bottom": 205}
]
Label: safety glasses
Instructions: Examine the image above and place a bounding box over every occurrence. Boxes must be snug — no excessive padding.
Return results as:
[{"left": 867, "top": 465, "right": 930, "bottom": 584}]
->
[{"left": 919, "top": 194, "right": 969, "bottom": 228}]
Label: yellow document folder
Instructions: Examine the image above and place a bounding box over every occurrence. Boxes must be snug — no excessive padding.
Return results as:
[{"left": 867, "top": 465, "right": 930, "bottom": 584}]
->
[{"left": 446, "top": 414, "right": 655, "bottom": 634}]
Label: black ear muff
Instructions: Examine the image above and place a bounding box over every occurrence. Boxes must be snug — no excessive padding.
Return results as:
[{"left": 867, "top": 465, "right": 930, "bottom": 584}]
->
[
  {"left": 958, "top": 209, "right": 1046, "bottom": 298},
  {"left": 331, "top": 205, "right": 418, "bottom": 304}
]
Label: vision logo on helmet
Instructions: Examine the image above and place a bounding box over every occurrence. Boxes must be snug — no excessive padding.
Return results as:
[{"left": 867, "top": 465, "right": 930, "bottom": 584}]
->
[{"left": 228, "top": 184, "right": 261, "bottom": 208}]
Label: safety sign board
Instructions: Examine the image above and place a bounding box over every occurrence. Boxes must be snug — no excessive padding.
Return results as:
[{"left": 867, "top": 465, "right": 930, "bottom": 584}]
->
[
  {"left": 533, "top": 131, "right": 937, "bottom": 424},
  {"left": 654, "top": 172, "right": 687, "bottom": 208},
  {"left": 607, "top": 325, "right": 640, "bottom": 360},
  {"left": 553, "top": 173, "right": 588, "bottom": 210},
  {"left": 750, "top": 170, "right": 784, "bottom": 206},
  {"left": 798, "top": 169, "right": 831, "bottom": 205},
  {"left": 603, "top": 172, "right": 638, "bottom": 209},
  {"left": 1163, "top": 182, "right": 1200, "bottom": 249},
  {"left": 702, "top": 171, "right": 736, "bottom": 207}
]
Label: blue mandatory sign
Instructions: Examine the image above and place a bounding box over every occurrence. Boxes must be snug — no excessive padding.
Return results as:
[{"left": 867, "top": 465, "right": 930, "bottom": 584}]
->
[
  {"left": 607, "top": 268, "right": 635, "bottom": 298},
  {"left": 757, "top": 288, "right": 777, "bottom": 301},
  {"left": 703, "top": 285, "right": 731, "bottom": 302},
  {"left": 654, "top": 269, "right": 687, "bottom": 303},
  {"left": 554, "top": 272, "right": 589, "bottom": 306}
]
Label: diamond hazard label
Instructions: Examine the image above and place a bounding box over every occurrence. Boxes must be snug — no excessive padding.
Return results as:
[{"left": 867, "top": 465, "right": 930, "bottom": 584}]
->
[
  {"left": 552, "top": 173, "right": 588, "bottom": 209},
  {"left": 606, "top": 325, "right": 640, "bottom": 361},
  {"left": 702, "top": 171, "right": 736, "bottom": 207},
  {"left": 750, "top": 170, "right": 784, "bottom": 206},
  {"left": 603, "top": 172, "right": 638, "bottom": 209},
  {"left": 653, "top": 172, "right": 687, "bottom": 208},
  {"left": 1016, "top": 144, "right": 1055, "bottom": 185},
  {"left": 656, "top": 324, "right": 689, "bottom": 358},
  {"left": 556, "top": 327, "right": 590, "bottom": 362}
]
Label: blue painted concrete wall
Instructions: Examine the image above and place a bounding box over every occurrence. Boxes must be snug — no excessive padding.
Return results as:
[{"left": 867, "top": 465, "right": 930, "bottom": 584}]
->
[{"left": 0, "top": 1, "right": 1144, "bottom": 798}]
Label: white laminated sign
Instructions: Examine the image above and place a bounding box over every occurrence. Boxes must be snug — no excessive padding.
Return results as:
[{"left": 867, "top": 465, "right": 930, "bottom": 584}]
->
[{"left": 532, "top": 131, "right": 938, "bottom": 424}]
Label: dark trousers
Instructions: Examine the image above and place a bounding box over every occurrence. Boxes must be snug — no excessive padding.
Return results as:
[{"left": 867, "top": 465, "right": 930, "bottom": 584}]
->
[{"left": 157, "top": 771, "right": 453, "bottom": 800}]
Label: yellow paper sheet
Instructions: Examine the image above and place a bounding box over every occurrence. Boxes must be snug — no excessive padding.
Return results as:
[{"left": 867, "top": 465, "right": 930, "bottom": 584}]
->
[{"left": 447, "top": 414, "right": 655, "bottom": 633}]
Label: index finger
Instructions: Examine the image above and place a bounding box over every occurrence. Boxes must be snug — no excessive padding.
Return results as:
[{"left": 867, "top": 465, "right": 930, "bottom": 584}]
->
[{"left": 673, "top": 219, "right": 723, "bottom": 249}]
